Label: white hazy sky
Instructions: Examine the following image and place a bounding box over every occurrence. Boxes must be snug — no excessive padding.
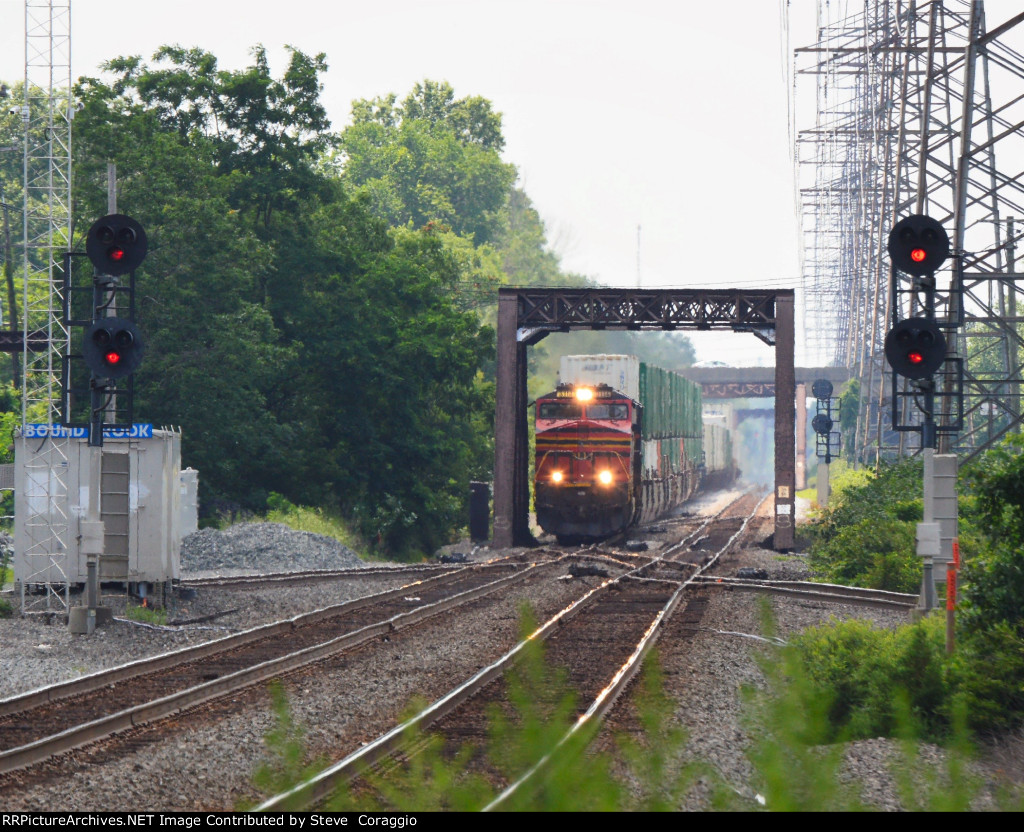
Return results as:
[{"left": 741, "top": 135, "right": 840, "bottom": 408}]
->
[{"left": 0, "top": 1, "right": 1017, "bottom": 365}]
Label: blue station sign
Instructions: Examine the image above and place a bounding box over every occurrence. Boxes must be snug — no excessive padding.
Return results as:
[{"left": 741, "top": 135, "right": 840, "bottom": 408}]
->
[{"left": 24, "top": 424, "right": 155, "bottom": 439}]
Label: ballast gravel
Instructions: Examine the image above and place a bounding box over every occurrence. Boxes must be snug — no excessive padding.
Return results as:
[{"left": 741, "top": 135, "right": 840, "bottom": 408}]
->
[
  {"left": 180, "top": 522, "right": 365, "bottom": 575},
  {"left": 0, "top": 506, "right": 1021, "bottom": 811},
  {"left": 0, "top": 522, "right": 404, "bottom": 702}
]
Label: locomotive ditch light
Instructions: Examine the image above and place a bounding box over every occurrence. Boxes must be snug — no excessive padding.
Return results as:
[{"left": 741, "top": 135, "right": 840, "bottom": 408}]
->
[
  {"left": 551, "top": 471, "right": 564, "bottom": 483},
  {"left": 598, "top": 470, "right": 613, "bottom": 485}
]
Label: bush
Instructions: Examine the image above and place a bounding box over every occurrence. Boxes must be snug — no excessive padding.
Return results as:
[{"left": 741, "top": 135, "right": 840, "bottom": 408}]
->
[
  {"left": 810, "top": 459, "right": 923, "bottom": 539},
  {"left": 958, "top": 544, "right": 1024, "bottom": 637},
  {"left": 791, "top": 616, "right": 949, "bottom": 741},
  {"left": 949, "top": 623, "right": 1024, "bottom": 733},
  {"left": 123, "top": 603, "right": 167, "bottom": 626},
  {"left": 809, "top": 518, "right": 920, "bottom": 592},
  {"left": 805, "top": 459, "right": 924, "bottom": 591}
]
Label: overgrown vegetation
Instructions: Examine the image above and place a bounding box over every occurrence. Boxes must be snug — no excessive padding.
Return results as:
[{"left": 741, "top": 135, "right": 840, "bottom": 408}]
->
[
  {"left": 799, "top": 434, "right": 1024, "bottom": 740},
  {"left": 123, "top": 603, "right": 168, "bottom": 626},
  {"left": 264, "top": 492, "right": 367, "bottom": 556},
  {"left": 250, "top": 605, "right": 1021, "bottom": 812},
  {"left": 806, "top": 459, "right": 923, "bottom": 592}
]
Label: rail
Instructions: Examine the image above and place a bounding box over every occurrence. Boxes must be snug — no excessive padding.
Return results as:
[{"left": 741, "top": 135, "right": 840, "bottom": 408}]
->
[{"left": 253, "top": 490, "right": 768, "bottom": 811}]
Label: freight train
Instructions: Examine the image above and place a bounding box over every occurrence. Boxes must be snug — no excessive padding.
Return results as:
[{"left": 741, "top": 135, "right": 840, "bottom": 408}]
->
[{"left": 533, "top": 355, "right": 735, "bottom": 542}]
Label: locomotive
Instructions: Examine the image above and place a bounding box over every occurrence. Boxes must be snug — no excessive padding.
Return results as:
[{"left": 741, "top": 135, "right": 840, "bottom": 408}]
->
[{"left": 533, "top": 355, "right": 735, "bottom": 542}]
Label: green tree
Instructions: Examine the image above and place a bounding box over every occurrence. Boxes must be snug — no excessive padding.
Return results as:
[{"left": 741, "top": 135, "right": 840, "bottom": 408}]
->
[
  {"left": 286, "top": 215, "right": 494, "bottom": 555},
  {"left": 340, "top": 80, "right": 517, "bottom": 244},
  {"left": 99, "top": 45, "right": 334, "bottom": 231},
  {"left": 72, "top": 78, "right": 297, "bottom": 508},
  {"left": 959, "top": 433, "right": 1024, "bottom": 636}
]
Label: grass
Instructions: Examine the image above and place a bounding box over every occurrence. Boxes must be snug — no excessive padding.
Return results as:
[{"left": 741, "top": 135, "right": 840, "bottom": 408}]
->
[
  {"left": 248, "top": 604, "right": 1024, "bottom": 812},
  {"left": 123, "top": 603, "right": 168, "bottom": 626},
  {"left": 264, "top": 493, "right": 371, "bottom": 559}
]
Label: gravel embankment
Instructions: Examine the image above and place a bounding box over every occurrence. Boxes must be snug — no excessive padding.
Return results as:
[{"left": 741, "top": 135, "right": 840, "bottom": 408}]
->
[
  {"left": 0, "top": 507, "right": 1021, "bottom": 810},
  {"left": 1, "top": 549, "right": 595, "bottom": 811},
  {"left": 665, "top": 544, "right": 1012, "bottom": 811},
  {"left": 0, "top": 522, "right": 396, "bottom": 701}
]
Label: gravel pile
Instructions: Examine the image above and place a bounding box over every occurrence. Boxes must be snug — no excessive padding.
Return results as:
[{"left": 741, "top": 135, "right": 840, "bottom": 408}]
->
[{"left": 180, "top": 522, "right": 365, "bottom": 575}]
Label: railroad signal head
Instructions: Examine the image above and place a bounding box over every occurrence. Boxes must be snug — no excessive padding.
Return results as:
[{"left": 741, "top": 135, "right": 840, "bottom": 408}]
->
[
  {"left": 82, "top": 317, "right": 144, "bottom": 379},
  {"left": 86, "top": 214, "right": 148, "bottom": 277},
  {"left": 811, "top": 379, "right": 833, "bottom": 400},
  {"left": 884, "top": 317, "right": 946, "bottom": 380},
  {"left": 887, "top": 215, "right": 949, "bottom": 277},
  {"left": 811, "top": 413, "right": 833, "bottom": 435}
]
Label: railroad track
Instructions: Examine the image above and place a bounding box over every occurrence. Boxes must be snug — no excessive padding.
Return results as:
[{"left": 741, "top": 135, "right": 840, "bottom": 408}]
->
[
  {"left": 180, "top": 550, "right": 541, "bottom": 590},
  {"left": 691, "top": 575, "right": 918, "bottom": 609},
  {"left": 179, "top": 563, "right": 457, "bottom": 590},
  {"left": 0, "top": 559, "right": 559, "bottom": 776},
  {"left": 254, "top": 490, "right": 769, "bottom": 811}
]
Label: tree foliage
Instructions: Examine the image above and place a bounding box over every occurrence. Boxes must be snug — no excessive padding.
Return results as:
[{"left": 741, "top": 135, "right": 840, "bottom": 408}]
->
[
  {"left": 340, "top": 80, "right": 516, "bottom": 244},
  {"left": 0, "top": 54, "right": 692, "bottom": 556},
  {"left": 58, "top": 56, "right": 514, "bottom": 555},
  {"left": 959, "top": 433, "right": 1024, "bottom": 636}
]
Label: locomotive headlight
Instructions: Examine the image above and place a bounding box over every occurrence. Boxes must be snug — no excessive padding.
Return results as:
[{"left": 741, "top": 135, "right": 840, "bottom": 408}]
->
[
  {"left": 551, "top": 471, "right": 564, "bottom": 483},
  {"left": 575, "top": 387, "right": 594, "bottom": 402},
  {"left": 598, "top": 470, "right": 613, "bottom": 485}
]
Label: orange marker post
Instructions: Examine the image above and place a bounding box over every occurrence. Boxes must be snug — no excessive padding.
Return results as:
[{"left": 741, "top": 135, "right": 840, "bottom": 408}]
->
[{"left": 946, "top": 543, "right": 959, "bottom": 655}]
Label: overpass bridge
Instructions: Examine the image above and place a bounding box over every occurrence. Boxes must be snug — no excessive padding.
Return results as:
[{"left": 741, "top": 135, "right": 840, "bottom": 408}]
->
[
  {"left": 675, "top": 365, "right": 851, "bottom": 492},
  {"left": 675, "top": 366, "right": 851, "bottom": 399}
]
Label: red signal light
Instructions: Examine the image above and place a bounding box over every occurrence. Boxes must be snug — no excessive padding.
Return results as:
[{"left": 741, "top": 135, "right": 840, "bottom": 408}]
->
[
  {"left": 108, "top": 247, "right": 125, "bottom": 262},
  {"left": 908, "top": 351, "right": 925, "bottom": 365},
  {"left": 105, "top": 351, "right": 122, "bottom": 366},
  {"left": 911, "top": 248, "right": 927, "bottom": 263}
]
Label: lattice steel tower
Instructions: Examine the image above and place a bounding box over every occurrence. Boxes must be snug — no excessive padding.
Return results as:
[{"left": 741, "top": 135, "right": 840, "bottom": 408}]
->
[
  {"left": 793, "top": 0, "right": 1024, "bottom": 464},
  {"left": 18, "top": 0, "right": 73, "bottom": 613}
]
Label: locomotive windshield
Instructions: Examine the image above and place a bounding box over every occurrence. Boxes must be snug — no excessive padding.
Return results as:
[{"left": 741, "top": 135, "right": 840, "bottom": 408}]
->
[
  {"left": 586, "top": 404, "right": 629, "bottom": 420},
  {"left": 538, "top": 402, "right": 583, "bottom": 419}
]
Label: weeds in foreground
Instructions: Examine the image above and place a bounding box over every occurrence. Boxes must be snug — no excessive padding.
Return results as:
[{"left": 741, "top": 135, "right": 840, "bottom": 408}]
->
[
  {"left": 265, "top": 492, "right": 369, "bottom": 558},
  {"left": 250, "top": 682, "right": 330, "bottom": 811},
  {"left": 251, "top": 605, "right": 1023, "bottom": 812},
  {"left": 892, "top": 699, "right": 980, "bottom": 812},
  {"left": 123, "top": 603, "right": 167, "bottom": 626},
  {"left": 741, "top": 603, "right": 865, "bottom": 811}
]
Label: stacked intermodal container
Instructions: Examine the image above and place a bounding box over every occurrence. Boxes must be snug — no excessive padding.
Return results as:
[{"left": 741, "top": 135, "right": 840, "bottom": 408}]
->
[{"left": 701, "top": 412, "right": 735, "bottom": 489}]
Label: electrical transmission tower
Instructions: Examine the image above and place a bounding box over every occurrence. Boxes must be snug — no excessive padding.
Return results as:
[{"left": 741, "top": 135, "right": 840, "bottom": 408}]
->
[
  {"left": 793, "top": 0, "right": 1024, "bottom": 464},
  {"left": 18, "top": 0, "right": 73, "bottom": 613}
]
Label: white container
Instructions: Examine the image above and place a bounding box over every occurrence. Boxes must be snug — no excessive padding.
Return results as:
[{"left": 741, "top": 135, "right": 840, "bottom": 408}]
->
[
  {"left": 642, "top": 439, "right": 661, "bottom": 477},
  {"left": 14, "top": 429, "right": 184, "bottom": 585},
  {"left": 703, "top": 419, "right": 731, "bottom": 472},
  {"left": 559, "top": 354, "right": 640, "bottom": 401}
]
